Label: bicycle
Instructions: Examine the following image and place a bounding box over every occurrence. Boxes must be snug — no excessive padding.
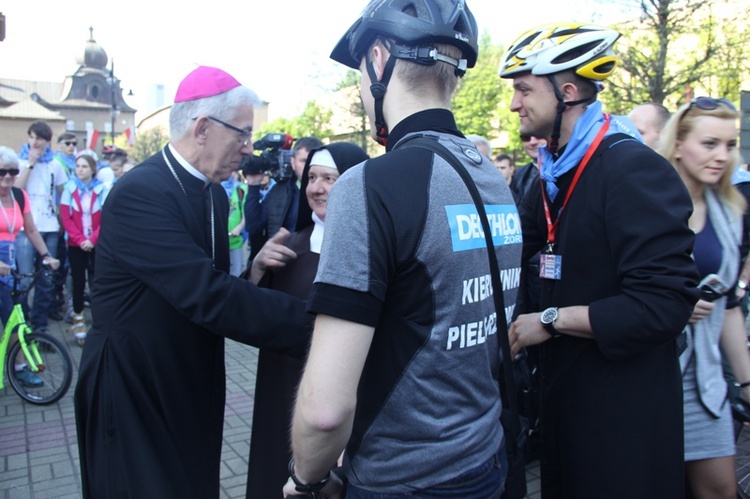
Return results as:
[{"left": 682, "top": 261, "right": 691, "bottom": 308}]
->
[{"left": 0, "top": 266, "right": 73, "bottom": 405}]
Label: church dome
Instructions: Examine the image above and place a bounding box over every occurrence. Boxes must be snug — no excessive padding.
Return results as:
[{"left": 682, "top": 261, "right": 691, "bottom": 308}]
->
[{"left": 78, "top": 27, "right": 108, "bottom": 69}]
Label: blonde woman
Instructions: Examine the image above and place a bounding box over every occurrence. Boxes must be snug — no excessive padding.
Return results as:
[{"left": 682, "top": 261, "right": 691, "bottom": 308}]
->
[{"left": 659, "top": 97, "right": 750, "bottom": 499}]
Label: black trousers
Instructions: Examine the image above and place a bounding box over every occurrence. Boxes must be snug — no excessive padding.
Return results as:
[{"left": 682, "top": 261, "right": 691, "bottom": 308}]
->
[{"left": 68, "top": 246, "right": 95, "bottom": 314}]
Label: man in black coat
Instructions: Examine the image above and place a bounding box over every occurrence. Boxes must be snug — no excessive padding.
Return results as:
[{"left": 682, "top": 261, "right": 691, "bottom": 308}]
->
[
  {"left": 501, "top": 24, "right": 700, "bottom": 498},
  {"left": 74, "top": 66, "right": 313, "bottom": 499}
]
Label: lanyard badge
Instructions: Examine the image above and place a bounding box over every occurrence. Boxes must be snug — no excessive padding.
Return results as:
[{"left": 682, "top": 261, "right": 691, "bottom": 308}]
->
[{"left": 540, "top": 245, "right": 562, "bottom": 280}]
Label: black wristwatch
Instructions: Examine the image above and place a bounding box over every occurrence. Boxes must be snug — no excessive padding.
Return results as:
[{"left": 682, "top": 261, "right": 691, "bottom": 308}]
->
[
  {"left": 288, "top": 458, "right": 330, "bottom": 495},
  {"left": 540, "top": 307, "right": 561, "bottom": 338}
]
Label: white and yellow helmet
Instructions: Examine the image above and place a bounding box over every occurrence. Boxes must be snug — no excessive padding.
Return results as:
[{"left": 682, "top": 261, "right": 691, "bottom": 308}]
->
[{"left": 499, "top": 22, "right": 620, "bottom": 81}]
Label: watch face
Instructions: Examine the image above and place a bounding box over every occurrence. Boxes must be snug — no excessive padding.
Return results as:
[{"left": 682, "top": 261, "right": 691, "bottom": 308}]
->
[{"left": 541, "top": 307, "right": 557, "bottom": 324}]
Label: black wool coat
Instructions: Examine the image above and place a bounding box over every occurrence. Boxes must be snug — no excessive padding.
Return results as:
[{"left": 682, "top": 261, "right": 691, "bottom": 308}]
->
[{"left": 518, "top": 135, "right": 700, "bottom": 499}]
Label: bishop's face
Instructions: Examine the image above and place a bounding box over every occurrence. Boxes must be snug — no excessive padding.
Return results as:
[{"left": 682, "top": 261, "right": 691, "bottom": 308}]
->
[{"left": 201, "top": 105, "right": 255, "bottom": 183}]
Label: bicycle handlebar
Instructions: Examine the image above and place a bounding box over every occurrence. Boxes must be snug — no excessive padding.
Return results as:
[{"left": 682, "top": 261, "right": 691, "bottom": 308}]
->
[{"left": 9, "top": 264, "right": 52, "bottom": 280}]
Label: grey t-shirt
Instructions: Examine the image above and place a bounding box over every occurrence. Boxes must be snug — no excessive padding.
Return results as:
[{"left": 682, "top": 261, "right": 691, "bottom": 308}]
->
[{"left": 309, "top": 128, "right": 522, "bottom": 493}]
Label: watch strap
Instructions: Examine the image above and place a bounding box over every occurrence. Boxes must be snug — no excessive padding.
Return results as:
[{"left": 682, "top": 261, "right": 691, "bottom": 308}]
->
[
  {"left": 543, "top": 321, "right": 560, "bottom": 338},
  {"left": 288, "top": 458, "right": 330, "bottom": 494}
]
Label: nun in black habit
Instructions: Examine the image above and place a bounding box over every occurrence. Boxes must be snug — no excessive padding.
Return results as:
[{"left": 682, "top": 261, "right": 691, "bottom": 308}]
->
[{"left": 244, "top": 141, "right": 369, "bottom": 498}]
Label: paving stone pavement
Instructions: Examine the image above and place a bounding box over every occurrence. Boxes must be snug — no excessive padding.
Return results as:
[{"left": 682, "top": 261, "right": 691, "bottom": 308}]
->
[{"left": 0, "top": 317, "right": 541, "bottom": 499}]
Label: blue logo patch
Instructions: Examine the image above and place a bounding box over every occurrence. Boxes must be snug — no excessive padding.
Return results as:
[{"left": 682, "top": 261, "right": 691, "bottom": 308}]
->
[{"left": 445, "top": 204, "right": 523, "bottom": 252}]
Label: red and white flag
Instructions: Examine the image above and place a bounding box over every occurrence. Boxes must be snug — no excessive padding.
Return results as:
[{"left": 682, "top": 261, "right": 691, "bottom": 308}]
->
[
  {"left": 124, "top": 126, "right": 135, "bottom": 147},
  {"left": 87, "top": 129, "right": 100, "bottom": 150}
]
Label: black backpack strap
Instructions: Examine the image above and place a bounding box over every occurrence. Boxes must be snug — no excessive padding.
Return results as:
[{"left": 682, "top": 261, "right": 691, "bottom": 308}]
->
[
  {"left": 593, "top": 132, "right": 637, "bottom": 161},
  {"left": 399, "top": 135, "right": 524, "bottom": 459},
  {"left": 12, "top": 187, "right": 25, "bottom": 212}
]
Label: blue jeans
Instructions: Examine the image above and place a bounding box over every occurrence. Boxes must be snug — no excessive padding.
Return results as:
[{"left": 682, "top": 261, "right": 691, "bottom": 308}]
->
[
  {"left": 345, "top": 447, "right": 507, "bottom": 499},
  {"left": 15, "top": 230, "right": 58, "bottom": 329}
]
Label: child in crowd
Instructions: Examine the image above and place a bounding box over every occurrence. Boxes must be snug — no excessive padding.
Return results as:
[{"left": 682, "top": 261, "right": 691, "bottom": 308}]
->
[{"left": 60, "top": 153, "right": 107, "bottom": 346}]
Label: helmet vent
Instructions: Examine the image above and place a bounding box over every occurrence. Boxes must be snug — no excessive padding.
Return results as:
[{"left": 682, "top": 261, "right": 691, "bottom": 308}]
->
[{"left": 551, "top": 41, "right": 601, "bottom": 64}]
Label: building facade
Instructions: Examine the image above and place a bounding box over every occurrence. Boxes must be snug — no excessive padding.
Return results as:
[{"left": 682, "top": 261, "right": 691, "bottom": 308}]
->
[{"left": 0, "top": 28, "right": 135, "bottom": 152}]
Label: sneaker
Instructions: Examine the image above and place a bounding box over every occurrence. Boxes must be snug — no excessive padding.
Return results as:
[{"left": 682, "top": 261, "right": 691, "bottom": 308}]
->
[
  {"left": 75, "top": 331, "right": 86, "bottom": 347},
  {"left": 33, "top": 326, "right": 49, "bottom": 335},
  {"left": 15, "top": 366, "right": 44, "bottom": 387}
]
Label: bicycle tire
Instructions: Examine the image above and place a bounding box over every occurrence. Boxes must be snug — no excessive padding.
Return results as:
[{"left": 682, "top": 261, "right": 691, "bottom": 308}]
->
[{"left": 5, "top": 332, "right": 73, "bottom": 405}]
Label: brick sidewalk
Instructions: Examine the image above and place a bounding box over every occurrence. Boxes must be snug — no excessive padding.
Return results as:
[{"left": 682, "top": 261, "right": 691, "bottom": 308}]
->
[{"left": 0, "top": 318, "right": 540, "bottom": 499}]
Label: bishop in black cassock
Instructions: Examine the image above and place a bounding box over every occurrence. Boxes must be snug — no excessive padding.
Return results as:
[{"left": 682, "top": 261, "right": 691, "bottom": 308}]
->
[{"left": 74, "top": 66, "right": 312, "bottom": 498}]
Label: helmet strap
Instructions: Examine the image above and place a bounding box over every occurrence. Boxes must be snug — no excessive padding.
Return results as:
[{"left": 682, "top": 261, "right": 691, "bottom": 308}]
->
[
  {"left": 366, "top": 54, "right": 398, "bottom": 147},
  {"left": 545, "top": 74, "right": 597, "bottom": 155}
]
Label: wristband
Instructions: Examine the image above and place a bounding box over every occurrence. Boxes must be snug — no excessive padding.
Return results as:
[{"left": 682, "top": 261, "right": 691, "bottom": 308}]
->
[
  {"left": 41, "top": 252, "right": 51, "bottom": 259},
  {"left": 735, "top": 380, "right": 750, "bottom": 389},
  {"left": 288, "top": 458, "right": 330, "bottom": 494}
]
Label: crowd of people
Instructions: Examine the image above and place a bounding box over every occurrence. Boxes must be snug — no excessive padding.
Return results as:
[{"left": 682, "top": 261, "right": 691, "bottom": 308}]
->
[
  {"left": 0, "top": 121, "right": 139, "bottom": 357},
  {"left": 3, "top": 1, "right": 745, "bottom": 498}
]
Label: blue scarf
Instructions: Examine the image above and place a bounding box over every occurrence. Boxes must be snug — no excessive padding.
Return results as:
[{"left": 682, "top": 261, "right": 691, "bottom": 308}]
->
[
  {"left": 538, "top": 101, "right": 642, "bottom": 202},
  {"left": 18, "top": 144, "right": 54, "bottom": 163},
  {"left": 73, "top": 176, "right": 102, "bottom": 195},
  {"left": 221, "top": 178, "right": 236, "bottom": 198},
  {"left": 55, "top": 152, "right": 76, "bottom": 174}
]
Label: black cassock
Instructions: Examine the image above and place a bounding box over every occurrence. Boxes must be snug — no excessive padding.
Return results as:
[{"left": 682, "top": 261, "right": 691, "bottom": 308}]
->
[
  {"left": 245, "top": 225, "right": 318, "bottom": 499},
  {"left": 75, "top": 146, "right": 312, "bottom": 499}
]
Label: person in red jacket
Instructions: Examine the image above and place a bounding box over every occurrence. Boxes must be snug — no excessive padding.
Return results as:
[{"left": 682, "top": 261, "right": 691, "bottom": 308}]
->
[{"left": 60, "top": 153, "right": 107, "bottom": 346}]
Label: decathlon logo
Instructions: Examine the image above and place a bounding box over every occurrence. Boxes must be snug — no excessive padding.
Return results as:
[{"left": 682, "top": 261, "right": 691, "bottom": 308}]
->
[{"left": 445, "top": 204, "right": 523, "bottom": 252}]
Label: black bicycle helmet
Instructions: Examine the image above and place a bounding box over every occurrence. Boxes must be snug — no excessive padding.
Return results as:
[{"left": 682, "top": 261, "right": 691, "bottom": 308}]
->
[
  {"left": 331, "top": 0, "right": 478, "bottom": 72},
  {"left": 330, "top": 0, "right": 478, "bottom": 146}
]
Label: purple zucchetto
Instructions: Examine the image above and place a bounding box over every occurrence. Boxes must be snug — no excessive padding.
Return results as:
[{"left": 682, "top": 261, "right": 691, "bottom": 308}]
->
[{"left": 174, "top": 66, "right": 242, "bottom": 103}]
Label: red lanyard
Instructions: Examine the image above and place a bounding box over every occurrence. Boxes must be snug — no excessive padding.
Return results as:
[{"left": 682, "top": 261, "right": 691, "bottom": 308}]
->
[{"left": 540, "top": 114, "right": 611, "bottom": 247}]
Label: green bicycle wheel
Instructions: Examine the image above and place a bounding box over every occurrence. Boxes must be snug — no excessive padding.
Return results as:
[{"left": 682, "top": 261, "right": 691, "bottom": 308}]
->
[{"left": 6, "top": 332, "right": 73, "bottom": 405}]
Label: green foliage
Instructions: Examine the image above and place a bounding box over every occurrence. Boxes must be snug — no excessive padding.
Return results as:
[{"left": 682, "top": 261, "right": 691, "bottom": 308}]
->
[
  {"left": 605, "top": 0, "right": 749, "bottom": 112},
  {"left": 131, "top": 126, "right": 169, "bottom": 163},
  {"left": 338, "top": 71, "right": 370, "bottom": 150},
  {"left": 256, "top": 100, "right": 333, "bottom": 141},
  {"left": 334, "top": 70, "right": 361, "bottom": 91},
  {"left": 452, "top": 33, "right": 504, "bottom": 139}
]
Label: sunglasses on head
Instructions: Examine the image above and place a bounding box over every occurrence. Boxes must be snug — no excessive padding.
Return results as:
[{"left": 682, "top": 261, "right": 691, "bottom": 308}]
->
[
  {"left": 63, "top": 141, "right": 78, "bottom": 146},
  {"left": 690, "top": 96, "right": 736, "bottom": 111},
  {"left": 0, "top": 168, "right": 20, "bottom": 177}
]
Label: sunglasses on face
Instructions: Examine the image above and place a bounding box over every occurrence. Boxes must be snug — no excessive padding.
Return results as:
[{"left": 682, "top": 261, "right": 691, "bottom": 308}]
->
[
  {"left": 0, "top": 168, "right": 20, "bottom": 177},
  {"left": 520, "top": 135, "right": 531, "bottom": 142},
  {"left": 63, "top": 141, "right": 78, "bottom": 146}
]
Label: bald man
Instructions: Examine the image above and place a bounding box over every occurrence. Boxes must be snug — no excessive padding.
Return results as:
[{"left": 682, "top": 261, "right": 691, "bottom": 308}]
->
[{"left": 629, "top": 102, "right": 671, "bottom": 149}]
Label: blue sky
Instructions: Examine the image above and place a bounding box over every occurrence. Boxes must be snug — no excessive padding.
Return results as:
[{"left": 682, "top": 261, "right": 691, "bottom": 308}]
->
[{"left": 1, "top": 0, "right": 636, "bottom": 121}]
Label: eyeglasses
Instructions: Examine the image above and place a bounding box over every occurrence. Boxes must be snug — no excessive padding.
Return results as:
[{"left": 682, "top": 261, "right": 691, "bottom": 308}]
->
[
  {"left": 206, "top": 116, "right": 253, "bottom": 147},
  {"left": 63, "top": 141, "right": 78, "bottom": 146},
  {"left": 0, "top": 168, "right": 20, "bottom": 177}
]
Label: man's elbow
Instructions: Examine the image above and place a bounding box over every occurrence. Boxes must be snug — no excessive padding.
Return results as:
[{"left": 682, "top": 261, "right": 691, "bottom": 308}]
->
[{"left": 297, "top": 394, "right": 355, "bottom": 433}]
